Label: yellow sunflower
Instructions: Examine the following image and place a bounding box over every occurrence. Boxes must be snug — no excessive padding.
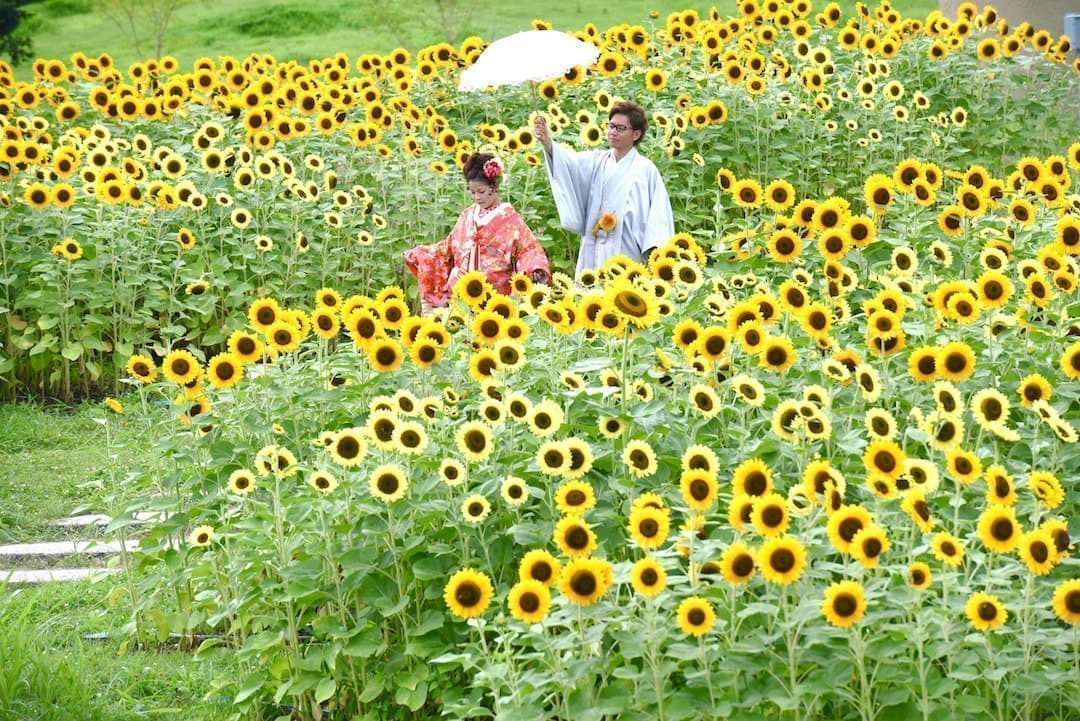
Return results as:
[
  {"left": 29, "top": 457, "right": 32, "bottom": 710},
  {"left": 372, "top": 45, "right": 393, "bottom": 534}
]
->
[
  {"left": 977, "top": 505, "right": 1020, "bottom": 553},
  {"left": 821, "top": 580, "right": 867, "bottom": 628},
  {"left": 519, "top": 549, "right": 561, "bottom": 588},
  {"left": 559, "top": 557, "right": 612, "bottom": 606},
  {"left": 444, "top": 568, "right": 494, "bottom": 619},
  {"left": 507, "top": 579, "right": 551, "bottom": 624},
  {"left": 630, "top": 557, "right": 667, "bottom": 597},
  {"left": 965, "top": 591, "right": 1006, "bottom": 632},
  {"left": 369, "top": 463, "right": 408, "bottom": 503},
  {"left": 757, "top": 535, "right": 807, "bottom": 585},
  {"left": 676, "top": 596, "right": 716, "bottom": 636}
]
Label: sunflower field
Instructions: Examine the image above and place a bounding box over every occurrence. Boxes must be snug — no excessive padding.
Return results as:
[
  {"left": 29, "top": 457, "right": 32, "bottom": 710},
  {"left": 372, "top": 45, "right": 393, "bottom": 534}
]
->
[{"left": 5, "top": 0, "right": 1080, "bottom": 719}]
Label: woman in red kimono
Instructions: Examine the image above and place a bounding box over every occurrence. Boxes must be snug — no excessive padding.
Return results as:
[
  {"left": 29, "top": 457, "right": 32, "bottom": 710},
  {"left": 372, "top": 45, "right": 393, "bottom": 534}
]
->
[{"left": 404, "top": 153, "right": 551, "bottom": 312}]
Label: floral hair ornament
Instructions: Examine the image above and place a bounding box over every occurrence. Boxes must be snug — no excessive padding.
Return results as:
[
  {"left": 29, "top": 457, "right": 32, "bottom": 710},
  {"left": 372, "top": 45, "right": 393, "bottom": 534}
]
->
[{"left": 483, "top": 157, "right": 504, "bottom": 182}]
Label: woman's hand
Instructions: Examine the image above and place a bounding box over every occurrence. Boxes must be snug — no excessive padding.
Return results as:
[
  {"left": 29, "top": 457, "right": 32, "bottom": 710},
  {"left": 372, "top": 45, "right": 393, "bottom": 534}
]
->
[
  {"left": 531, "top": 268, "right": 551, "bottom": 285},
  {"left": 533, "top": 115, "right": 553, "bottom": 157}
]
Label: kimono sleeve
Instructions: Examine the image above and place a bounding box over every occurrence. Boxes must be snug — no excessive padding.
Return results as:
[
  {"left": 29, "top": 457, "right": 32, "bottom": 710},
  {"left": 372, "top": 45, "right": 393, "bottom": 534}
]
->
[
  {"left": 545, "top": 143, "right": 600, "bottom": 237},
  {"left": 641, "top": 162, "right": 676, "bottom": 254},
  {"left": 404, "top": 210, "right": 463, "bottom": 308},
  {"left": 508, "top": 212, "right": 551, "bottom": 281}
]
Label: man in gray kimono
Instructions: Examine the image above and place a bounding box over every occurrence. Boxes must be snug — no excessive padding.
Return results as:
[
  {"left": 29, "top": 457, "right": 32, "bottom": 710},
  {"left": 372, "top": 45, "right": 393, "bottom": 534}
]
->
[{"left": 534, "top": 100, "right": 675, "bottom": 276}]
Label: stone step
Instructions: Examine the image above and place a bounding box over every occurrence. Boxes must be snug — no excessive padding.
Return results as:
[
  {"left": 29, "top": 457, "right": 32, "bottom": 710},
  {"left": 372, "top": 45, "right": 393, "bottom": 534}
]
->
[
  {"left": 53, "top": 511, "right": 165, "bottom": 528},
  {"left": 0, "top": 539, "right": 137, "bottom": 559},
  {"left": 1, "top": 567, "right": 120, "bottom": 584}
]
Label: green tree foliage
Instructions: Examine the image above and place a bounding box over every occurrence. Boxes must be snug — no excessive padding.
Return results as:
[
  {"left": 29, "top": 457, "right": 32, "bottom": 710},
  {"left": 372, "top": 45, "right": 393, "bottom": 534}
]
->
[{"left": 0, "top": 0, "right": 32, "bottom": 64}]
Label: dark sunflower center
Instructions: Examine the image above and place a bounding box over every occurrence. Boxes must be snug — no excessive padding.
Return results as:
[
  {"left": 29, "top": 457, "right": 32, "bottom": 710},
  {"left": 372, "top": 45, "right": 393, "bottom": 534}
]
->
[
  {"left": 839, "top": 518, "right": 864, "bottom": 542},
  {"left": 937, "top": 421, "right": 957, "bottom": 443},
  {"left": 377, "top": 474, "right": 399, "bottom": 495},
  {"left": 566, "top": 527, "right": 589, "bottom": 549},
  {"left": 911, "top": 569, "right": 925, "bottom": 585},
  {"left": 874, "top": 451, "right": 896, "bottom": 473},
  {"left": 745, "top": 472, "right": 767, "bottom": 496},
  {"left": 978, "top": 602, "right": 998, "bottom": 621},
  {"left": 456, "top": 582, "right": 481, "bottom": 607},
  {"left": 991, "top": 518, "right": 1014, "bottom": 541},
  {"left": 770, "top": 548, "right": 795, "bottom": 573},
  {"left": 766, "top": 347, "right": 788, "bottom": 366},
  {"left": 705, "top": 335, "right": 727, "bottom": 355},
  {"left": 570, "top": 570, "right": 597, "bottom": 596},
  {"left": 762, "top": 506, "right": 784, "bottom": 527},
  {"left": 833, "top": 593, "right": 857, "bottom": 617},
  {"left": 688, "top": 608, "right": 706, "bottom": 625},
  {"left": 862, "top": 538, "right": 882, "bottom": 557},
  {"left": 614, "top": 291, "right": 648, "bottom": 318},
  {"left": 1030, "top": 541, "right": 1048, "bottom": 563},
  {"left": 519, "top": 592, "right": 540, "bottom": 613},
  {"left": 944, "top": 353, "right": 967, "bottom": 373},
  {"left": 336, "top": 437, "right": 359, "bottom": 459},
  {"left": 373, "top": 419, "right": 394, "bottom": 442},
  {"left": 690, "top": 479, "right": 711, "bottom": 501},
  {"left": 465, "top": 431, "right": 487, "bottom": 452},
  {"left": 732, "top": 554, "right": 754, "bottom": 577},
  {"left": 531, "top": 562, "right": 552, "bottom": 583},
  {"left": 552, "top": 482, "right": 580, "bottom": 503}
]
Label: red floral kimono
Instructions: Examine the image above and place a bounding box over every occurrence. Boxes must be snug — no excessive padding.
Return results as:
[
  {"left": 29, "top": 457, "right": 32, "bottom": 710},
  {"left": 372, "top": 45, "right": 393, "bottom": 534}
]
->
[{"left": 404, "top": 203, "right": 550, "bottom": 310}]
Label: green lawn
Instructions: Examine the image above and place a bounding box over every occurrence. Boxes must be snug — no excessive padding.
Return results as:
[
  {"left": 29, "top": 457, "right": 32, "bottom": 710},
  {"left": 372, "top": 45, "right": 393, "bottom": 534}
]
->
[
  {"left": 16, "top": 0, "right": 938, "bottom": 79},
  {"left": 0, "top": 397, "right": 176, "bottom": 545},
  {"left": 0, "top": 397, "right": 237, "bottom": 721}
]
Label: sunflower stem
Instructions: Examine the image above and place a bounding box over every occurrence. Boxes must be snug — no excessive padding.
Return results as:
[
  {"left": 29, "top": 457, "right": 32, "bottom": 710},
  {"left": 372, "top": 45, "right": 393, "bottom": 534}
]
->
[
  {"left": 851, "top": 625, "right": 874, "bottom": 721},
  {"left": 644, "top": 597, "right": 666, "bottom": 721},
  {"left": 983, "top": 631, "right": 1006, "bottom": 721}
]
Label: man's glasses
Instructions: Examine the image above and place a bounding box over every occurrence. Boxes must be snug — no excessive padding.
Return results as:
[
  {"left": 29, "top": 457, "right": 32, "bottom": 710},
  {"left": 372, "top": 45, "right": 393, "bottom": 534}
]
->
[{"left": 607, "top": 122, "right": 632, "bottom": 133}]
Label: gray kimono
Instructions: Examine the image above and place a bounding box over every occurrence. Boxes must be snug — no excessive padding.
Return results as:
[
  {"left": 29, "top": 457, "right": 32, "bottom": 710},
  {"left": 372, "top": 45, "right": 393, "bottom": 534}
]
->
[{"left": 544, "top": 144, "right": 675, "bottom": 275}]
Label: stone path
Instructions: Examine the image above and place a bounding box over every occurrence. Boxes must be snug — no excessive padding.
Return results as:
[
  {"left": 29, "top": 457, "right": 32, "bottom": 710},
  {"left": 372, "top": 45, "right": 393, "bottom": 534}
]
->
[{"left": 0, "top": 511, "right": 155, "bottom": 585}]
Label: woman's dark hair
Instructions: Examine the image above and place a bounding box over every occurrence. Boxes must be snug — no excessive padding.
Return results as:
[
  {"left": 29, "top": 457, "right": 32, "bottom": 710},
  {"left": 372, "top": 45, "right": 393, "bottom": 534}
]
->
[
  {"left": 463, "top": 152, "right": 498, "bottom": 187},
  {"left": 609, "top": 100, "right": 647, "bottom": 145}
]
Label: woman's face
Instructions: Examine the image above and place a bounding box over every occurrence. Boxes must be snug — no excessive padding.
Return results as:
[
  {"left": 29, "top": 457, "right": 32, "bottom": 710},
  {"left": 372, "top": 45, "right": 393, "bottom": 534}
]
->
[{"left": 468, "top": 180, "right": 498, "bottom": 209}]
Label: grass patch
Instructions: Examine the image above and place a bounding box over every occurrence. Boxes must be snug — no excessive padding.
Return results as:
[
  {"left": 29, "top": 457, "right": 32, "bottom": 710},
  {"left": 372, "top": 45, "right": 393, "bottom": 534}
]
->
[
  {"left": 0, "top": 398, "right": 186, "bottom": 544},
  {"left": 225, "top": 4, "right": 341, "bottom": 38},
  {"left": 14, "top": 0, "right": 939, "bottom": 79},
  {"left": 36, "top": 0, "right": 95, "bottom": 17},
  {"left": 1, "top": 579, "right": 238, "bottom": 721}
]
